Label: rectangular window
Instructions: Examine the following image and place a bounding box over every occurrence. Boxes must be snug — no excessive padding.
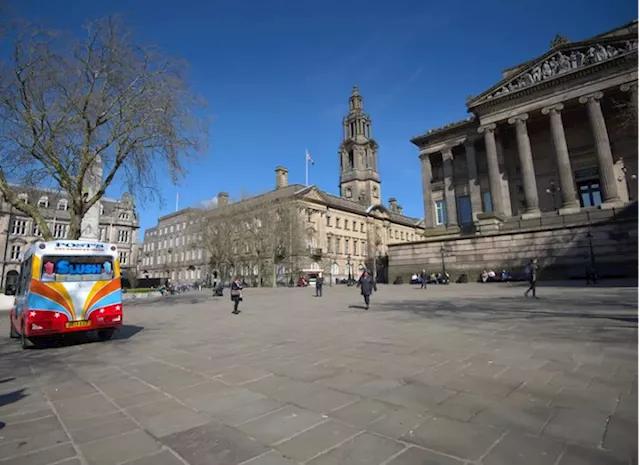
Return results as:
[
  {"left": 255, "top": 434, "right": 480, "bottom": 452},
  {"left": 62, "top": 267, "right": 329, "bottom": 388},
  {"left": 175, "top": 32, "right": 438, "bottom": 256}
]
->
[
  {"left": 344, "top": 220, "right": 349, "bottom": 230},
  {"left": 435, "top": 200, "right": 447, "bottom": 225},
  {"left": 335, "top": 237, "right": 341, "bottom": 254},
  {"left": 457, "top": 195, "right": 473, "bottom": 224},
  {"left": 53, "top": 223, "right": 68, "bottom": 239},
  {"left": 345, "top": 239, "right": 350, "bottom": 254},
  {"left": 361, "top": 240, "right": 366, "bottom": 256},
  {"left": 32, "top": 222, "right": 40, "bottom": 236},
  {"left": 336, "top": 218, "right": 341, "bottom": 229},
  {"left": 10, "top": 245, "right": 21, "bottom": 260},
  {"left": 11, "top": 219, "right": 27, "bottom": 235},
  {"left": 353, "top": 221, "right": 357, "bottom": 231},
  {"left": 41, "top": 255, "right": 114, "bottom": 282},
  {"left": 118, "top": 230, "right": 130, "bottom": 243},
  {"left": 360, "top": 223, "right": 365, "bottom": 233},
  {"left": 482, "top": 191, "right": 493, "bottom": 213},
  {"left": 326, "top": 215, "right": 331, "bottom": 226},
  {"left": 354, "top": 241, "right": 358, "bottom": 255},
  {"left": 119, "top": 251, "right": 129, "bottom": 265}
]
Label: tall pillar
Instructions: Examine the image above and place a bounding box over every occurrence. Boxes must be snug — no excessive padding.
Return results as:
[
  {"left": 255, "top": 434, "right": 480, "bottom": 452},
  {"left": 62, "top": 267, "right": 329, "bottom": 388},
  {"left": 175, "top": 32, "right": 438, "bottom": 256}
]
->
[
  {"left": 541, "top": 104, "right": 580, "bottom": 212},
  {"left": 420, "top": 152, "right": 435, "bottom": 229},
  {"left": 620, "top": 82, "right": 638, "bottom": 107},
  {"left": 442, "top": 148, "right": 458, "bottom": 227},
  {"left": 464, "top": 139, "right": 483, "bottom": 220},
  {"left": 508, "top": 114, "right": 540, "bottom": 217},
  {"left": 478, "top": 124, "right": 505, "bottom": 215},
  {"left": 579, "top": 91, "right": 620, "bottom": 205}
]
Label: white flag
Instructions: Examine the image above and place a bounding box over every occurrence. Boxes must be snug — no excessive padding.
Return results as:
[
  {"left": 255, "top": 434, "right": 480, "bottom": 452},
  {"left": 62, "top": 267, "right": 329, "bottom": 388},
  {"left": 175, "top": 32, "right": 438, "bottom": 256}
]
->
[{"left": 306, "top": 150, "right": 314, "bottom": 165}]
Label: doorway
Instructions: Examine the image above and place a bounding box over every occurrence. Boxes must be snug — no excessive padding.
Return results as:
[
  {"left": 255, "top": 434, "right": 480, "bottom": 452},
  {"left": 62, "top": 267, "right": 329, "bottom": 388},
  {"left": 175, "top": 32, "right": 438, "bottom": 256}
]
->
[{"left": 577, "top": 180, "right": 603, "bottom": 208}]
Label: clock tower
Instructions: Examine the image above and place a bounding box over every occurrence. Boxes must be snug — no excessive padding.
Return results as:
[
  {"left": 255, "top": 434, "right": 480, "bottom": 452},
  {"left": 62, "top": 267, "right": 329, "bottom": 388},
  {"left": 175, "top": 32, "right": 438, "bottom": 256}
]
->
[{"left": 339, "top": 86, "right": 381, "bottom": 206}]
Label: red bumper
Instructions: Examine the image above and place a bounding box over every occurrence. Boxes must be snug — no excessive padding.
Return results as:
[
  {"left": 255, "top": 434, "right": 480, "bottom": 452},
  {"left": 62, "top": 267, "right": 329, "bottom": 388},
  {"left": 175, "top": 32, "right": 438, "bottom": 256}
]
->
[{"left": 22, "top": 303, "right": 123, "bottom": 338}]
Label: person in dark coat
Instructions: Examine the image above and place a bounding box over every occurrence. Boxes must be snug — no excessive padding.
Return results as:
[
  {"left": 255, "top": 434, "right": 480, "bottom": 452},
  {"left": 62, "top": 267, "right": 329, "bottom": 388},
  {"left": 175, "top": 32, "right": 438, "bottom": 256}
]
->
[
  {"left": 420, "top": 269, "right": 427, "bottom": 289},
  {"left": 524, "top": 258, "right": 539, "bottom": 299},
  {"left": 357, "top": 270, "right": 377, "bottom": 310},
  {"left": 315, "top": 275, "right": 324, "bottom": 297},
  {"left": 230, "top": 276, "right": 243, "bottom": 314}
]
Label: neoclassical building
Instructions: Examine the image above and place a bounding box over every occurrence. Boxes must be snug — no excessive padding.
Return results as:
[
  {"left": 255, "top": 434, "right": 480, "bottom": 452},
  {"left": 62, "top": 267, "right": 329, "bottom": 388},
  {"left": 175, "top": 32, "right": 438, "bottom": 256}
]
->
[
  {"left": 0, "top": 188, "right": 140, "bottom": 291},
  {"left": 140, "top": 88, "right": 425, "bottom": 284},
  {"left": 389, "top": 21, "right": 638, "bottom": 279}
]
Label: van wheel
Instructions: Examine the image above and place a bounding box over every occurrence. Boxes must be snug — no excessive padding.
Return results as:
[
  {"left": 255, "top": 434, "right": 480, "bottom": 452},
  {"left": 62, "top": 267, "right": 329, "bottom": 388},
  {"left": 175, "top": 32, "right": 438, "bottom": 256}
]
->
[
  {"left": 97, "top": 329, "right": 115, "bottom": 341},
  {"left": 9, "top": 319, "right": 19, "bottom": 338},
  {"left": 21, "top": 324, "right": 34, "bottom": 349}
]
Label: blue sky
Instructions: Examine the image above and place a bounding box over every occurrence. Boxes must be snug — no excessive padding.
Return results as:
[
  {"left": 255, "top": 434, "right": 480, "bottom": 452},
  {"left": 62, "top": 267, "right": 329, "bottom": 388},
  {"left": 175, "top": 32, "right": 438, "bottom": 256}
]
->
[{"left": 11, "top": 0, "right": 638, "bottom": 237}]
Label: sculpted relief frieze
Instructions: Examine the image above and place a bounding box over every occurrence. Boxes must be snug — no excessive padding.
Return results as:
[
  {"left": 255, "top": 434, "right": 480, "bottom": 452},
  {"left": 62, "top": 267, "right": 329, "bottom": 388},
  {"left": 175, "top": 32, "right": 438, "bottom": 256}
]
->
[{"left": 484, "top": 40, "right": 638, "bottom": 101}]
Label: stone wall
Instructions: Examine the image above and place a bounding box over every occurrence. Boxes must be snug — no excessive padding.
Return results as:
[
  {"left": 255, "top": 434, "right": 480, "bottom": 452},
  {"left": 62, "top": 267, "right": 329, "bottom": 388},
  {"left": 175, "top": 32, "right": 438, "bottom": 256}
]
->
[{"left": 389, "top": 204, "right": 638, "bottom": 282}]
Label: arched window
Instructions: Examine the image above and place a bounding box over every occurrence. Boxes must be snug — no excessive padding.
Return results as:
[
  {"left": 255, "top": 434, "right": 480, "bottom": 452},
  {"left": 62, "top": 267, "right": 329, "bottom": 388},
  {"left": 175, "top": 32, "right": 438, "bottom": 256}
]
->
[
  {"left": 57, "top": 199, "right": 68, "bottom": 211},
  {"left": 345, "top": 187, "right": 352, "bottom": 198},
  {"left": 310, "top": 262, "right": 320, "bottom": 270},
  {"left": 99, "top": 203, "right": 104, "bottom": 215},
  {"left": 37, "top": 196, "right": 49, "bottom": 208},
  {"left": 330, "top": 263, "right": 339, "bottom": 275}
]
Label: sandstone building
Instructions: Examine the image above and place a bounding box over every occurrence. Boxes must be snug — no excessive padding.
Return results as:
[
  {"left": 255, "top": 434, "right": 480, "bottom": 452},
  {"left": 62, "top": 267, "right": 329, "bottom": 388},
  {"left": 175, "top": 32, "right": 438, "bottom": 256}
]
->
[
  {"left": 139, "top": 88, "right": 425, "bottom": 284},
  {"left": 389, "top": 21, "right": 638, "bottom": 280},
  {"left": 0, "top": 187, "right": 140, "bottom": 291}
]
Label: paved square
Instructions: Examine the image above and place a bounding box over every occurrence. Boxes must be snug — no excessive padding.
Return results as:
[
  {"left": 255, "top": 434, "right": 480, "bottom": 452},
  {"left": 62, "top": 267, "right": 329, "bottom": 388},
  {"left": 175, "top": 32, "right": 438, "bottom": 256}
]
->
[{"left": 0, "top": 282, "right": 637, "bottom": 464}]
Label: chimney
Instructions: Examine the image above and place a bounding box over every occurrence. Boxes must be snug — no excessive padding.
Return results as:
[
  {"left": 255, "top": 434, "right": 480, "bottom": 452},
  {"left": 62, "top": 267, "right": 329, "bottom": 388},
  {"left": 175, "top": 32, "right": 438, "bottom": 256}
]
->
[
  {"left": 217, "top": 192, "right": 229, "bottom": 208},
  {"left": 275, "top": 166, "right": 288, "bottom": 189},
  {"left": 388, "top": 198, "right": 397, "bottom": 212},
  {"left": 397, "top": 205, "right": 403, "bottom": 215}
]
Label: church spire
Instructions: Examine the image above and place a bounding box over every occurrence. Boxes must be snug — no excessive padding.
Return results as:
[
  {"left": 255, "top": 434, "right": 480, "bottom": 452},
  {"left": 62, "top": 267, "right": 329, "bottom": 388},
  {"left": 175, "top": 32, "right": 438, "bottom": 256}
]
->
[{"left": 349, "top": 85, "right": 363, "bottom": 114}]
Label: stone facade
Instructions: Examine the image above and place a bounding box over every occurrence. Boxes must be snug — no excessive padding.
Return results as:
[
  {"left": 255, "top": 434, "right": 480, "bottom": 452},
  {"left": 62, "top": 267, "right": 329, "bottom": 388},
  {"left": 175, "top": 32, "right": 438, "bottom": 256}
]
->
[
  {"left": 390, "top": 21, "right": 638, "bottom": 279},
  {"left": 140, "top": 88, "right": 425, "bottom": 284},
  {"left": 0, "top": 187, "right": 139, "bottom": 290}
]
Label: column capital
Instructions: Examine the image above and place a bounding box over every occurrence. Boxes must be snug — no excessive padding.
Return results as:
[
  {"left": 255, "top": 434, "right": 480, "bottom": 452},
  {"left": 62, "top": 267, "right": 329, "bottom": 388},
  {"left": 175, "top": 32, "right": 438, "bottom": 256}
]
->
[
  {"left": 507, "top": 113, "right": 529, "bottom": 125},
  {"left": 620, "top": 82, "right": 638, "bottom": 92},
  {"left": 578, "top": 91, "right": 604, "bottom": 104},
  {"left": 441, "top": 147, "right": 454, "bottom": 160},
  {"left": 477, "top": 123, "right": 496, "bottom": 134},
  {"left": 463, "top": 136, "right": 479, "bottom": 148},
  {"left": 541, "top": 103, "right": 565, "bottom": 115}
]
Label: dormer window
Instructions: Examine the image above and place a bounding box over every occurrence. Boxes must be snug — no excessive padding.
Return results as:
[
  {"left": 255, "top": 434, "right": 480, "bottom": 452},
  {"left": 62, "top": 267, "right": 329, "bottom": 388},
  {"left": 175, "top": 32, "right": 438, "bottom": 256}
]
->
[
  {"left": 373, "top": 186, "right": 379, "bottom": 198},
  {"left": 99, "top": 203, "right": 104, "bottom": 215},
  {"left": 57, "top": 199, "right": 68, "bottom": 211},
  {"left": 119, "top": 212, "right": 130, "bottom": 220},
  {"left": 37, "top": 196, "right": 49, "bottom": 208},
  {"left": 17, "top": 193, "right": 29, "bottom": 204},
  {"left": 345, "top": 187, "right": 352, "bottom": 199}
]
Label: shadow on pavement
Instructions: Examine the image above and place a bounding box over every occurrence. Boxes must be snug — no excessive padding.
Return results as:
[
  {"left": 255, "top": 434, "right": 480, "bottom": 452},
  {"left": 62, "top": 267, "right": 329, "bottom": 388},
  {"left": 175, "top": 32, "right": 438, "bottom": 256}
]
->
[
  {"left": 29, "top": 324, "right": 145, "bottom": 350},
  {"left": 372, "top": 295, "right": 637, "bottom": 344},
  {"left": 0, "top": 388, "right": 27, "bottom": 408}
]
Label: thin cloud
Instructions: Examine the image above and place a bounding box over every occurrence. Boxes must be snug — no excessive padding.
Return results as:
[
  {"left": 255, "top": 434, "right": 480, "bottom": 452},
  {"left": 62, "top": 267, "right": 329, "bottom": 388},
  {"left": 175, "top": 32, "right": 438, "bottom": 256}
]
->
[
  {"left": 373, "top": 67, "right": 424, "bottom": 111},
  {"left": 201, "top": 197, "right": 218, "bottom": 208}
]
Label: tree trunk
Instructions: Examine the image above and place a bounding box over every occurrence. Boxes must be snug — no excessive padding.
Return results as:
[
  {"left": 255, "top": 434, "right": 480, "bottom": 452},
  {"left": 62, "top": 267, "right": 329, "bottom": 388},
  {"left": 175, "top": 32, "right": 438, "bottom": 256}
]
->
[{"left": 67, "top": 200, "right": 84, "bottom": 239}]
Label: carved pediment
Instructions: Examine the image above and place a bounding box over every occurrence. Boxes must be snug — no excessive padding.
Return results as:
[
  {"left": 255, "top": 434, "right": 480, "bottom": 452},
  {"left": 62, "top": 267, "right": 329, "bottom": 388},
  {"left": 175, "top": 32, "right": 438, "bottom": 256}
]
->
[
  {"left": 300, "top": 186, "right": 327, "bottom": 203},
  {"left": 471, "top": 37, "right": 638, "bottom": 106}
]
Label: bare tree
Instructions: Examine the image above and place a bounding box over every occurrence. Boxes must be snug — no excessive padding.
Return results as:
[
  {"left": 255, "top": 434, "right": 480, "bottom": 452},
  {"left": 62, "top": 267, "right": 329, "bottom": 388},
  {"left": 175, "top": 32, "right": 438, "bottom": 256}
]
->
[
  {"left": 0, "top": 16, "right": 207, "bottom": 239},
  {"left": 198, "top": 196, "right": 307, "bottom": 287}
]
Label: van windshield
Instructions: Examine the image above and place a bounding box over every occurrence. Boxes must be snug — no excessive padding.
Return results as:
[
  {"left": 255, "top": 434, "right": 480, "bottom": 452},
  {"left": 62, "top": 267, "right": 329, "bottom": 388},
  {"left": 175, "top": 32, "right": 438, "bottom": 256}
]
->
[{"left": 41, "top": 255, "right": 114, "bottom": 282}]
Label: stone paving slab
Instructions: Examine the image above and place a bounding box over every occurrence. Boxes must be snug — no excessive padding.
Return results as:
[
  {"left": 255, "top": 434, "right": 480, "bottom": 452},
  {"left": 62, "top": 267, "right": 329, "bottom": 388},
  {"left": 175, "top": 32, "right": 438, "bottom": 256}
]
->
[{"left": 0, "top": 283, "right": 637, "bottom": 465}]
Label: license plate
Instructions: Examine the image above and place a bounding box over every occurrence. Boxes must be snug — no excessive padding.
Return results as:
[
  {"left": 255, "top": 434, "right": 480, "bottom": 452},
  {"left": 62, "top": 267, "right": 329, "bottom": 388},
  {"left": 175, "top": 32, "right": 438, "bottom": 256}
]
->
[{"left": 65, "top": 320, "right": 91, "bottom": 328}]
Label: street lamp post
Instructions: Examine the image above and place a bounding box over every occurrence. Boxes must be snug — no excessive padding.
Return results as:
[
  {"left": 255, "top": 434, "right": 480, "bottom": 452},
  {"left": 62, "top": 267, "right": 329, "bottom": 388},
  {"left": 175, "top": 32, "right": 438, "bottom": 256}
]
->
[
  {"left": 347, "top": 254, "right": 352, "bottom": 282},
  {"left": 545, "top": 181, "right": 560, "bottom": 210},
  {"left": 620, "top": 166, "right": 637, "bottom": 201},
  {"left": 439, "top": 246, "right": 447, "bottom": 276}
]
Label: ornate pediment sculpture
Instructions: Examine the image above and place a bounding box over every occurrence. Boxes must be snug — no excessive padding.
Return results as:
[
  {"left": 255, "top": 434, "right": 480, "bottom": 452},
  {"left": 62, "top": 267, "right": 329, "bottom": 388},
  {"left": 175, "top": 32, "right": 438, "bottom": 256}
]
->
[{"left": 473, "top": 38, "right": 637, "bottom": 104}]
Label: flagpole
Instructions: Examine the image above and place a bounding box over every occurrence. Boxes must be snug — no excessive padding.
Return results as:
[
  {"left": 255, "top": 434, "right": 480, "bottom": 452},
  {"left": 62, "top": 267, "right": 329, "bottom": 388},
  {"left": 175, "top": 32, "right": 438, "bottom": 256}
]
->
[{"left": 305, "top": 149, "right": 309, "bottom": 186}]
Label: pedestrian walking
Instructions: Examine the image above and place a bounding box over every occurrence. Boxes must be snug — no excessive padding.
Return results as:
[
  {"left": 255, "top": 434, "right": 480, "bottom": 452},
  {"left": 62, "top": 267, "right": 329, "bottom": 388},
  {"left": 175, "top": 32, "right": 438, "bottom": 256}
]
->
[
  {"left": 357, "top": 270, "right": 377, "bottom": 310},
  {"left": 524, "top": 258, "right": 539, "bottom": 299},
  {"left": 420, "top": 269, "right": 427, "bottom": 289},
  {"left": 315, "top": 275, "right": 324, "bottom": 297},
  {"left": 230, "top": 276, "right": 243, "bottom": 314}
]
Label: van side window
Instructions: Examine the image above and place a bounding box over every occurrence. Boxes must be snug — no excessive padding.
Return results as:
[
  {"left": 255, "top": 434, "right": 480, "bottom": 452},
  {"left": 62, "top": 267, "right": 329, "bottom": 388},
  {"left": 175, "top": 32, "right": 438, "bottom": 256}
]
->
[{"left": 17, "top": 256, "right": 32, "bottom": 295}]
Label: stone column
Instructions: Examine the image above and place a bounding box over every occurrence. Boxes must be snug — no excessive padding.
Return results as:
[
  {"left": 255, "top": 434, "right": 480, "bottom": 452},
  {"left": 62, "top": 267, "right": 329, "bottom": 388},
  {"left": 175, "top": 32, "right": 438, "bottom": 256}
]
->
[
  {"left": 620, "top": 82, "right": 638, "bottom": 106},
  {"left": 541, "top": 104, "right": 580, "bottom": 212},
  {"left": 442, "top": 148, "right": 458, "bottom": 227},
  {"left": 420, "top": 152, "right": 435, "bottom": 229},
  {"left": 464, "top": 139, "right": 483, "bottom": 220},
  {"left": 579, "top": 91, "right": 620, "bottom": 205},
  {"left": 508, "top": 114, "right": 540, "bottom": 217},
  {"left": 478, "top": 124, "right": 505, "bottom": 215}
]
